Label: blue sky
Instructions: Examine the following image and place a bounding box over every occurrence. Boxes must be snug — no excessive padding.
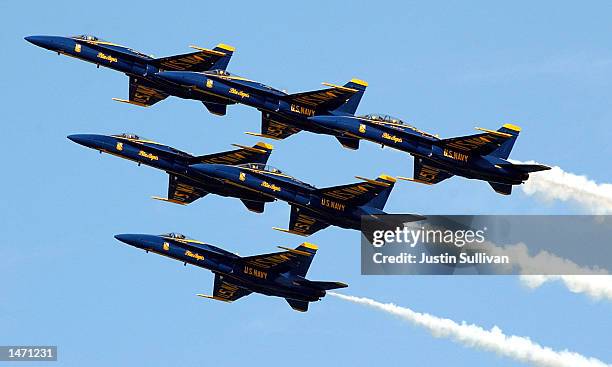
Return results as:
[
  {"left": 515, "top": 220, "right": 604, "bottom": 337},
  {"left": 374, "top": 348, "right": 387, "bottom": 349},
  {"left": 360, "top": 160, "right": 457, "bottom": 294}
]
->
[{"left": 2, "top": 1, "right": 611, "bottom": 366}]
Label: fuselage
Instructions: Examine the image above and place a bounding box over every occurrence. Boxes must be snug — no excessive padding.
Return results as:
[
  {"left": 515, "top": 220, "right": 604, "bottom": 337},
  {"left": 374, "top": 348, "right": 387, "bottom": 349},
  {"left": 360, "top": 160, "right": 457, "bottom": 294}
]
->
[
  {"left": 67, "top": 133, "right": 272, "bottom": 202},
  {"left": 115, "top": 233, "right": 324, "bottom": 302},
  {"left": 157, "top": 70, "right": 344, "bottom": 134},
  {"left": 25, "top": 35, "right": 208, "bottom": 102},
  {"left": 309, "top": 115, "right": 529, "bottom": 185},
  {"left": 194, "top": 163, "right": 383, "bottom": 230}
]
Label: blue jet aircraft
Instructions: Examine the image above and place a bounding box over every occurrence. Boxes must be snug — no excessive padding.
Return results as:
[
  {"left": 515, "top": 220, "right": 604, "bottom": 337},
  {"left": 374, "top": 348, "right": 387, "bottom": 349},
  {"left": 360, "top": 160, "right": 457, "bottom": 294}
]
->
[
  {"left": 189, "top": 163, "right": 422, "bottom": 236},
  {"left": 68, "top": 133, "right": 275, "bottom": 211},
  {"left": 25, "top": 34, "right": 235, "bottom": 108},
  {"left": 115, "top": 232, "right": 346, "bottom": 312},
  {"left": 154, "top": 69, "right": 368, "bottom": 140},
  {"left": 308, "top": 114, "right": 550, "bottom": 195},
  {"left": 68, "top": 133, "right": 421, "bottom": 235}
]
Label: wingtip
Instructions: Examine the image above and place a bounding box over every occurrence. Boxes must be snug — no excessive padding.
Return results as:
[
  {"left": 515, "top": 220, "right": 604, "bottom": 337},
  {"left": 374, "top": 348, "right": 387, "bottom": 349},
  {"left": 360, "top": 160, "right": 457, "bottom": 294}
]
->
[
  {"left": 272, "top": 227, "right": 308, "bottom": 236},
  {"left": 197, "top": 294, "right": 231, "bottom": 302},
  {"left": 151, "top": 196, "right": 187, "bottom": 205},
  {"left": 244, "top": 132, "right": 282, "bottom": 140},
  {"left": 397, "top": 177, "right": 434, "bottom": 185}
]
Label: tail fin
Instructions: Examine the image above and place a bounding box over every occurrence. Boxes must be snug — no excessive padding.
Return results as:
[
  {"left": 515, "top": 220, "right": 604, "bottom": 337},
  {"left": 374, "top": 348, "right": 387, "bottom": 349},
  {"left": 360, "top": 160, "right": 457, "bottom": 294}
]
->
[
  {"left": 365, "top": 175, "right": 396, "bottom": 210},
  {"left": 489, "top": 124, "right": 521, "bottom": 159},
  {"left": 154, "top": 43, "right": 235, "bottom": 72},
  {"left": 329, "top": 79, "right": 368, "bottom": 115},
  {"left": 210, "top": 43, "right": 235, "bottom": 70},
  {"left": 280, "top": 242, "right": 318, "bottom": 277},
  {"left": 188, "top": 142, "right": 273, "bottom": 165},
  {"left": 284, "top": 78, "right": 367, "bottom": 116},
  {"left": 315, "top": 174, "right": 396, "bottom": 209},
  {"left": 243, "top": 242, "right": 317, "bottom": 277}
]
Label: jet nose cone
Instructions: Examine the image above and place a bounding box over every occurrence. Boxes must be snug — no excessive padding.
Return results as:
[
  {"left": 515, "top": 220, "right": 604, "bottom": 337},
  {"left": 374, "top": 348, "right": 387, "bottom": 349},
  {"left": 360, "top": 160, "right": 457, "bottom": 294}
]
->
[
  {"left": 156, "top": 71, "right": 198, "bottom": 86},
  {"left": 67, "top": 134, "right": 86, "bottom": 144},
  {"left": 25, "top": 35, "right": 56, "bottom": 50},
  {"left": 67, "top": 134, "right": 102, "bottom": 149},
  {"left": 114, "top": 234, "right": 142, "bottom": 247}
]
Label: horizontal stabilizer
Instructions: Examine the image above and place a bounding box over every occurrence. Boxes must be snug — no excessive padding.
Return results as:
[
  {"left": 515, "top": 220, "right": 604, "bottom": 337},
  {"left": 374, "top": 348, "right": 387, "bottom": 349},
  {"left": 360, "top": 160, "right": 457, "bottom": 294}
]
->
[
  {"left": 286, "top": 298, "right": 309, "bottom": 312},
  {"left": 488, "top": 181, "right": 513, "bottom": 195}
]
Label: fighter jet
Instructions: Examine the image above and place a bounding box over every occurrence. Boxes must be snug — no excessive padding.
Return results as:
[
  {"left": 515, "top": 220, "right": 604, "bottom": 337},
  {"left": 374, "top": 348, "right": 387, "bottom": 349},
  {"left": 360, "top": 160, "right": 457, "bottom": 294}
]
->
[
  {"left": 114, "top": 232, "right": 346, "bottom": 312},
  {"left": 67, "top": 133, "right": 275, "bottom": 211},
  {"left": 68, "top": 133, "right": 421, "bottom": 235},
  {"left": 25, "top": 34, "right": 235, "bottom": 107},
  {"left": 189, "top": 163, "right": 422, "bottom": 236},
  {"left": 154, "top": 68, "right": 368, "bottom": 139},
  {"left": 308, "top": 114, "right": 550, "bottom": 195}
]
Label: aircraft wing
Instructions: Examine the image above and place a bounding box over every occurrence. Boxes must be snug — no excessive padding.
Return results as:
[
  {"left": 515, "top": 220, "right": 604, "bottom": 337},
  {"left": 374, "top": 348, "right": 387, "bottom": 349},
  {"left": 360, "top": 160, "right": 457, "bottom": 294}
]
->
[
  {"left": 113, "top": 76, "right": 169, "bottom": 107},
  {"left": 209, "top": 274, "right": 252, "bottom": 302},
  {"left": 274, "top": 205, "right": 330, "bottom": 237},
  {"left": 153, "top": 174, "right": 208, "bottom": 205},
  {"left": 247, "top": 112, "right": 302, "bottom": 140},
  {"left": 412, "top": 158, "right": 454, "bottom": 184}
]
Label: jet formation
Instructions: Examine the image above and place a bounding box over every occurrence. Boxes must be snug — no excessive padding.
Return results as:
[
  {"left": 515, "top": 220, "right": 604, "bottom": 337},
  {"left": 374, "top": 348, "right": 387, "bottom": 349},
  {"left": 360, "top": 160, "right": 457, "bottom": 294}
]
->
[
  {"left": 27, "top": 34, "right": 553, "bottom": 310},
  {"left": 68, "top": 133, "right": 421, "bottom": 236},
  {"left": 26, "top": 34, "right": 550, "bottom": 194}
]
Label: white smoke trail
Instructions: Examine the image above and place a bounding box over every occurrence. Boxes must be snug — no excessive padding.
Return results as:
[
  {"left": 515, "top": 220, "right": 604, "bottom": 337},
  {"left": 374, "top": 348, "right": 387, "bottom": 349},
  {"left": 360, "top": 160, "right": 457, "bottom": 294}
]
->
[
  {"left": 513, "top": 160, "right": 612, "bottom": 214},
  {"left": 520, "top": 275, "right": 612, "bottom": 301},
  {"left": 508, "top": 161, "right": 612, "bottom": 298},
  {"left": 330, "top": 292, "right": 611, "bottom": 367},
  {"left": 481, "top": 242, "right": 612, "bottom": 301}
]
